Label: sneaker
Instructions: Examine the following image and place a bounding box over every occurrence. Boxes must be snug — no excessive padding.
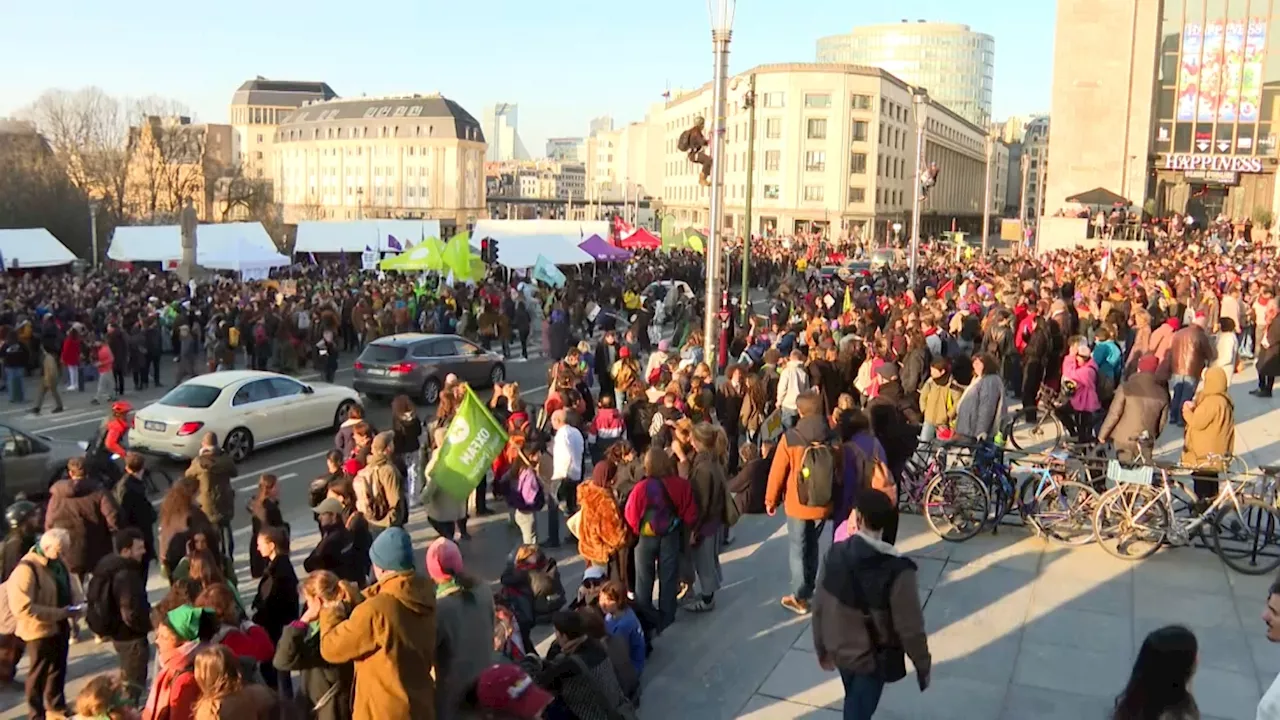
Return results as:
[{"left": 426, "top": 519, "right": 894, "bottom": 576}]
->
[
  {"left": 51, "top": 407, "right": 63, "bottom": 414},
  {"left": 780, "top": 595, "right": 811, "bottom": 615}
]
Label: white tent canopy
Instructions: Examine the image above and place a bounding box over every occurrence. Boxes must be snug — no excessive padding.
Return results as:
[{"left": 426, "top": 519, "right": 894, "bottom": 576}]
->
[
  {"left": 199, "top": 236, "right": 289, "bottom": 273},
  {"left": 0, "top": 228, "right": 78, "bottom": 268},
  {"left": 107, "top": 222, "right": 278, "bottom": 263},
  {"left": 470, "top": 219, "right": 607, "bottom": 268},
  {"left": 294, "top": 219, "right": 442, "bottom": 254}
]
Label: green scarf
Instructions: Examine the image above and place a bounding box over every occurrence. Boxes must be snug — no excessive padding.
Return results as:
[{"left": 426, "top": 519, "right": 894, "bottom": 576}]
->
[
  {"left": 33, "top": 542, "right": 71, "bottom": 607},
  {"left": 307, "top": 621, "right": 321, "bottom": 639},
  {"left": 435, "top": 578, "right": 461, "bottom": 598}
]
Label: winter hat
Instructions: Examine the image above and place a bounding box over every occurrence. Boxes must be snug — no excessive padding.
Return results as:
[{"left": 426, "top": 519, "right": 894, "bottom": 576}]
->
[
  {"left": 1137, "top": 355, "right": 1160, "bottom": 374},
  {"left": 425, "top": 537, "right": 464, "bottom": 582},
  {"left": 619, "top": 346, "right": 631, "bottom": 358},
  {"left": 314, "top": 497, "right": 345, "bottom": 516},
  {"left": 476, "top": 664, "right": 554, "bottom": 719},
  {"left": 877, "top": 362, "right": 899, "bottom": 379},
  {"left": 166, "top": 605, "right": 211, "bottom": 643},
  {"left": 658, "top": 339, "right": 670, "bottom": 352},
  {"left": 370, "top": 526, "right": 415, "bottom": 573}
]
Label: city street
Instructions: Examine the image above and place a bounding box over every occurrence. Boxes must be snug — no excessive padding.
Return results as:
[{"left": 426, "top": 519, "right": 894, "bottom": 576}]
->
[{"left": 2, "top": 348, "right": 1280, "bottom": 719}]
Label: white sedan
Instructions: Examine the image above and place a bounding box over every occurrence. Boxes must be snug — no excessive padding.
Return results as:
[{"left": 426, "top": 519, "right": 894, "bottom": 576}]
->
[{"left": 130, "top": 370, "right": 360, "bottom": 462}]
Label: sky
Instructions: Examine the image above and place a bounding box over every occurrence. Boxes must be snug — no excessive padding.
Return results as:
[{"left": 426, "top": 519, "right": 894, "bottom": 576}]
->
[{"left": 0, "top": 0, "right": 1055, "bottom": 153}]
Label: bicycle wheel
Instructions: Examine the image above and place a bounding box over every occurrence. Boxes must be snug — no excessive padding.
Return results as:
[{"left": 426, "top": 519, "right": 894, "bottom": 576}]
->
[
  {"left": 923, "top": 469, "right": 989, "bottom": 542},
  {"left": 1210, "top": 499, "right": 1280, "bottom": 575},
  {"left": 1093, "top": 484, "right": 1168, "bottom": 560},
  {"left": 1008, "top": 409, "right": 1066, "bottom": 455},
  {"left": 1029, "top": 480, "right": 1101, "bottom": 546}
]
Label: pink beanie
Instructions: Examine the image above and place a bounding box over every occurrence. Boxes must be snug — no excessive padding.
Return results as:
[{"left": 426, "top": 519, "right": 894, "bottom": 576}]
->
[{"left": 426, "top": 537, "right": 464, "bottom": 582}]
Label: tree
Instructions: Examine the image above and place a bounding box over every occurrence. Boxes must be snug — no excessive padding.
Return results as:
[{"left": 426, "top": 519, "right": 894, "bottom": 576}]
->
[
  {"left": 0, "top": 121, "right": 92, "bottom": 258},
  {"left": 217, "top": 163, "right": 273, "bottom": 222}
]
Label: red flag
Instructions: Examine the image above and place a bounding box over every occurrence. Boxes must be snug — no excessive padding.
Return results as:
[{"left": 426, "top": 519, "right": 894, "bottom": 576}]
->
[{"left": 937, "top": 279, "right": 955, "bottom": 297}]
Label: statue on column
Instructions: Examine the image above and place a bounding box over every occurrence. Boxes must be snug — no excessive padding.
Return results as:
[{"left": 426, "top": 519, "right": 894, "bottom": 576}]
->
[{"left": 177, "top": 199, "right": 200, "bottom": 282}]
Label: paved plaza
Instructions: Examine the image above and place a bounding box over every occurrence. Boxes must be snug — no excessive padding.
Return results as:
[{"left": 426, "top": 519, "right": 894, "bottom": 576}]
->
[{"left": 1, "top": 369, "right": 1279, "bottom": 719}]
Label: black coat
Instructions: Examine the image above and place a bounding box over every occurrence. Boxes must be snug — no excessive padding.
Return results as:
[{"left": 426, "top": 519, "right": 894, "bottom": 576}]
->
[
  {"left": 273, "top": 622, "right": 354, "bottom": 720},
  {"left": 92, "top": 553, "right": 151, "bottom": 642},
  {"left": 248, "top": 498, "right": 287, "bottom": 579},
  {"left": 304, "top": 522, "right": 362, "bottom": 584},
  {"left": 1259, "top": 316, "right": 1280, "bottom": 377},
  {"left": 252, "top": 554, "right": 299, "bottom": 640},
  {"left": 115, "top": 474, "right": 157, "bottom": 566}
]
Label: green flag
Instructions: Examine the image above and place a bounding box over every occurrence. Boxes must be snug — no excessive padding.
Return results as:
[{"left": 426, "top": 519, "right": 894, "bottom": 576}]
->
[{"left": 430, "top": 387, "right": 508, "bottom": 501}]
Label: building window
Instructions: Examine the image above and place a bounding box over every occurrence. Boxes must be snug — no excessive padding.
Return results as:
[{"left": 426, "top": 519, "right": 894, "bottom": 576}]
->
[
  {"left": 806, "top": 119, "right": 827, "bottom": 140},
  {"left": 850, "top": 152, "right": 867, "bottom": 174},
  {"left": 255, "top": 151, "right": 263, "bottom": 160},
  {"left": 766, "top": 118, "right": 782, "bottom": 139},
  {"left": 764, "top": 150, "right": 780, "bottom": 171},
  {"left": 804, "top": 151, "right": 825, "bottom": 172},
  {"left": 762, "top": 92, "right": 784, "bottom": 108},
  {"left": 804, "top": 93, "right": 831, "bottom": 109},
  {"left": 256, "top": 134, "right": 263, "bottom": 143},
  {"left": 852, "top": 94, "right": 873, "bottom": 110},
  {"left": 848, "top": 187, "right": 865, "bottom": 203},
  {"left": 852, "top": 121, "right": 868, "bottom": 142},
  {"left": 803, "top": 185, "right": 824, "bottom": 202},
  {"left": 763, "top": 184, "right": 780, "bottom": 199}
]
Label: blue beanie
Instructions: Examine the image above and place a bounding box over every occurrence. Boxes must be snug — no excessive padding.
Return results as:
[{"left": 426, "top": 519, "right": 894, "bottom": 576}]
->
[{"left": 369, "top": 527, "right": 415, "bottom": 573}]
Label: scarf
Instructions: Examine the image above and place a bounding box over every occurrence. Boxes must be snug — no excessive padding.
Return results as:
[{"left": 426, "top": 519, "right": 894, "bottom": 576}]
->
[
  {"left": 34, "top": 543, "right": 71, "bottom": 607},
  {"left": 435, "top": 578, "right": 461, "bottom": 598}
]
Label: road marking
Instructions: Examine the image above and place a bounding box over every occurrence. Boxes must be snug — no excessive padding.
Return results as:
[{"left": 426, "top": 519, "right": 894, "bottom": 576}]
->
[{"left": 237, "top": 472, "right": 298, "bottom": 493}]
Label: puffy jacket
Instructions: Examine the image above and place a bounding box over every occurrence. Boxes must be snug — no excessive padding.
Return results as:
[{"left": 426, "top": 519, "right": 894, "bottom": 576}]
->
[
  {"left": 45, "top": 476, "right": 119, "bottom": 575},
  {"left": 90, "top": 552, "right": 151, "bottom": 642},
  {"left": 355, "top": 454, "right": 404, "bottom": 528},
  {"left": 1098, "top": 371, "right": 1169, "bottom": 459},
  {"left": 185, "top": 451, "right": 237, "bottom": 525},
  {"left": 1181, "top": 367, "right": 1235, "bottom": 471}
]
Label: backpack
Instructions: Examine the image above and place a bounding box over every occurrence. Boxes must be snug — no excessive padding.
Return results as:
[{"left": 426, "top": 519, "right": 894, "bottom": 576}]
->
[
  {"left": 361, "top": 472, "right": 390, "bottom": 521},
  {"left": 677, "top": 129, "right": 692, "bottom": 152},
  {"left": 84, "top": 567, "right": 122, "bottom": 638},
  {"left": 844, "top": 441, "right": 894, "bottom": 507},
  {"left": 788, "top": 430, "right": 838, "bottom": 508}
]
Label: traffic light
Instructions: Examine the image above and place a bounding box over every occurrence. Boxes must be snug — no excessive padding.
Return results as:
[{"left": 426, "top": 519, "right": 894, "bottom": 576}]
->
[
  {"left": 490, "top": 239, "right": 500, "bottom": 266},
  {"left": 480, "top": 238, "right": 491, "bottom": 264}
]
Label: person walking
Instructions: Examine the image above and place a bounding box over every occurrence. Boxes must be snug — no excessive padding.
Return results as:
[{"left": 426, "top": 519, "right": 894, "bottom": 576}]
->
[
  {"left": 185, "top": 433, "right": 237, "bottom": 562},
  {"left": 319, "top": 526, "right": 436, "bottom": 720},
  {"left": 29, "top": 345, "right": 63, "bottom": 415},
  {"left": 0, "top": 500, "right": 41, "bottom": 684},
  {"left": 776, "top": 350, "right": 809, "bottom": 429},
  {"left": 115, "top": 453, "right": 159, "bottom": 577},
  {"left": 812, "top": 490, "right": 931, "bottom": 720},
  {"left": 86, "top": 528, "right": 152, "bottom": 706},
  {"left": 390, "top": 396, "right": 423, "bottom": 508},
  {"left": 91, "top": 339, "right": 115, "bottom": 405},
  {"left": 1, "top": 327, "right": 27, "bottom": 404},
  {"left": 548, "top": 409, "right": 584, "bottom": 548},
  {"left": 767, "top": 391, "right": 837, "bottom": 615},
  {"left": 7, "top": 528, "right": 84, "bottom": 719},
  {"left": 1113, "top": 625, "right": 1200, "bottom": 720}
]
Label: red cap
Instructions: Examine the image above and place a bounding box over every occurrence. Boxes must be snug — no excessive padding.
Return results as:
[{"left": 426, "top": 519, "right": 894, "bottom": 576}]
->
[
  {"left": 1137, "top": 354, "right": 1160, "bottom": 373},
  {"left": 619, "top": 346, "right": 631, "bottom": 358},
  {"left": 476, "top": 664, "right": 553, "bottom": 719}
]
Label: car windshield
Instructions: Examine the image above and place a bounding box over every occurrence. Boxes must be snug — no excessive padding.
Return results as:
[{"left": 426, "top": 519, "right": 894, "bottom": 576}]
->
[
  {"left": 359, "top": 344, "right": 408, "bottom": 363},
  {"left": 158, "top": 384, "right": 222, "bottom": 409}
]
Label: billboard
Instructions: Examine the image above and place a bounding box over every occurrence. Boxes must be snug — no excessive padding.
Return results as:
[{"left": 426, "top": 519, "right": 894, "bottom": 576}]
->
[
  {"left": 1219, "top": 20, "right": 1246, "bottom": 122},
  {"left": 1177, "top": 24, "right": 1203, "bottom": 121},
  {"left": 1198, "top": 21, "right": 1225, "bottom": 122},
  {"left": 1242, "top": 17, "right": 1267, "bottom": 123}
]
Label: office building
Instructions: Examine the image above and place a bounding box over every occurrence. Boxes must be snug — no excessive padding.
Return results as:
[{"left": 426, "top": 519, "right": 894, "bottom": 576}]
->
[
  {"left": 583, "top": 102, "right": 666, "bottom": 202},
  {"left": 589, "top": 115, "right": 614, "bottom": 136},
  {"left": 1021, "top": 116, "right": 1051, "bottom": 222},
  {"left": 662, "top": 62, "right": 996, "bottom": 243},
  {"left": 546, "top": 137, "right": 583, "bottom": 161},
  {"left": 482, "top": 103, "right": 529, "bottom": 162},
  {"left": 272, "top": 94, "right": 487, "bottom": 231},
  {"left": 816, "top": 21, "right": 995, "bottom": 126},
  {"left": 124, "top": 116, "right": 234, "bottom": 221},
  {"left": 229, "top": 78, "right": 336, "bottom": 176}
]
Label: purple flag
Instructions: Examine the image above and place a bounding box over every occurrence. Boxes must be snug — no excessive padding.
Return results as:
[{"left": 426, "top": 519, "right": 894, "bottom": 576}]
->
[
  {"left": 387, "top": 234, "right": 403, "bottom": 251},
  {"left": 308, "top": 252, "right": 318, "bottom": 265}
]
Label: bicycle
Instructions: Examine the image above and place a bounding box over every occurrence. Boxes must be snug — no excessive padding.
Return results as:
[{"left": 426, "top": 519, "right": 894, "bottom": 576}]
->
[
  {"left": 1092, "top": 454, "right": 1280, "bottom": 574},
  {"left": 899, "top": 441, "right": 970, "bottom": 513},
  {"left": 1006, "top": 384, "right": 1069, "bottom": 454}
]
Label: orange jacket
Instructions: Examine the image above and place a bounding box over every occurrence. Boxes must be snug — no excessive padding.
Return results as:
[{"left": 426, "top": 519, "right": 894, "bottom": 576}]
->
[{"left": 765, "top": 417, "right": 836, "bottom": 522}]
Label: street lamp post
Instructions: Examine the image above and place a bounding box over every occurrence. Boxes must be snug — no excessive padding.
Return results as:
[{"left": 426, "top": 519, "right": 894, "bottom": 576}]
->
[
  {"left": 88, "top": 200, "right": 100, "bottom": 268},
  {"left": 908, "top": 88, "right": 929, "bottom": 290},
  {"left": 704, "top": 0, "right": 735, "bottom": 368},
  {"left": 981, "top": 133, "right": 995, "bottom": 256},
  {"left": 740, "top": 73, "right": 756, "bottom": 325}
]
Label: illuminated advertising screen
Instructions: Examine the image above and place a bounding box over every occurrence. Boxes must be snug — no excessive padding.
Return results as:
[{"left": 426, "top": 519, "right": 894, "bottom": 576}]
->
[
  {"left": 1198, "top": 21, "right": 1225, "bottom": 122},
  {"left": 1219, "top": 20, "right": 1245, "bottom": 121},
  {"left": 1241, "top": 17, "right": 1267, "bottom": 123},
  {"left": 1177, "top": 23, "right": 1203, "bottom": 122}
]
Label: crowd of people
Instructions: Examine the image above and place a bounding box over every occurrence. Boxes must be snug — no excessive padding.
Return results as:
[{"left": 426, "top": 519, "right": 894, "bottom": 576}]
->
[{"left": 0, "top": 225, "right": 1278, "bottom": 719}]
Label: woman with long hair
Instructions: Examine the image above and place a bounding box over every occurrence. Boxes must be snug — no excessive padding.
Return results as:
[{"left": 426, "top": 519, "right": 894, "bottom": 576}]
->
[
  {"left": 576, "top": 450, "right": 629, "bottom": 584},
  {"left": 194, "top": 584, "right": 274, "bottom": 667},
  {"left": 623, "top": 449, "right": 698, "bottom": 631},
  {"left": 192, "top": 644, "right": 278, "bottom": 720},
  {"left": 390, "top": 394, "right": 423, "bottom": 507},
  {"left": 1113, "top": 625, "right": 1199, "bottom": 720},
  {"left": 426, "top": 538, "right": 496, "bottom": 720},
  {"left": 423, "top": 393, "right": 470, "bottom": 541},
  {"left": 273, "top": 571, "right": 355, "bottom": 720},
  {"left": 159, "top": 479, "right": 215, "bottom": 581},
  {"left": 684, "top": 423, "right": 729, "bottom": 613},
  {"left": 247, "top": 474, "right": 285, "bottom": 579}
]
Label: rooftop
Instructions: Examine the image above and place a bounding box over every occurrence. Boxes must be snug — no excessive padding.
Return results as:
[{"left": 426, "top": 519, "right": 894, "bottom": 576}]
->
[
  {"left": 277, "top": 95, "right": 484, "bottom": 143},
  {"left": 231, "top": 78, "right": 338, "bottom": 109}
]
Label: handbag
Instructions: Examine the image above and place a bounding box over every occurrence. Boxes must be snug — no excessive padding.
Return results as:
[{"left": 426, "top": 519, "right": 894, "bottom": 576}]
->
[{"left": 845, "top": 561, "right": 908, "bottom": 683}]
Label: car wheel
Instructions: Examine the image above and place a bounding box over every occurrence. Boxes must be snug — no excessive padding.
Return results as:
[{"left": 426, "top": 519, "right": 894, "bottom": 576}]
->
[
  {"left": 489, "top": 364, "right": 505, "bottom": 387},
  {"left": 421, "top": 378, "right": 442, "bottom": 405},
  {"left": 334, "top": 399, "right": 357, "bottom": 428},
  {"left": 224, "top": 428, "right": 254, "bottom": 462}
]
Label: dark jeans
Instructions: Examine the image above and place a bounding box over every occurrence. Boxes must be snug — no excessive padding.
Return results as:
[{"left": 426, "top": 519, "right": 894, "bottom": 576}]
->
[
  {"left": 518, "top": 330, "right": 530, "bottom": 359},
  {"left": 1260, "top": 374, "right": 1275, "bottom": 395},
  {"left": 112, "top": 368, "right": 126, "bottom": 396},
  {"left": 634, "top": 533, "right": 681, "bottom": 631},
  {"left": 25, "top": 624, "right": 69, "bottom": 719},
  {"left": 114, "top": 638, "right": 150, "bottom": 704},
  {"left": 147, "top": 353, "right": 161, "bottom": 385},
  {"left": 428, "top": 517, "right": 468, "bottom": 540},
  {"left": 219, "top": 521, "right": 235, "bottom": 564},
  {"left": 839, "top": 669, "right": 886, "bottom": 720},
  {"left": 787, "top": 516, "right": 821, "bottom": 601}
]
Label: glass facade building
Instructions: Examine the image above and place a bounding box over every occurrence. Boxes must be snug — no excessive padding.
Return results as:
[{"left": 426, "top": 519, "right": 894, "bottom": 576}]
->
[
  {"left": 816, "top": 22, "right": 995, "bottom": 127},
  {"left": 1154, "top": 0, "right": 1280, "bottom": 221}
]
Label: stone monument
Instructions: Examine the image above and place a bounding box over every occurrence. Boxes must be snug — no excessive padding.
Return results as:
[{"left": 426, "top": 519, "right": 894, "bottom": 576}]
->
[{"left": 177, "top": 199, "right": 200, "bottom": 282}]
